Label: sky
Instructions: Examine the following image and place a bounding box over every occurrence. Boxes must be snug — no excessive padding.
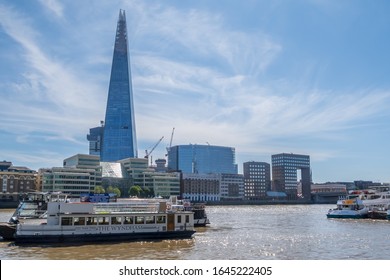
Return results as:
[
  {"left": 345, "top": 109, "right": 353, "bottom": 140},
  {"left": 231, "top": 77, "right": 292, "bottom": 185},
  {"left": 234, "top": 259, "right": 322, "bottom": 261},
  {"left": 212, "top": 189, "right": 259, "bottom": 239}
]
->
[{"left": 1, "top": 0, "right": 390, "bottom": 183}]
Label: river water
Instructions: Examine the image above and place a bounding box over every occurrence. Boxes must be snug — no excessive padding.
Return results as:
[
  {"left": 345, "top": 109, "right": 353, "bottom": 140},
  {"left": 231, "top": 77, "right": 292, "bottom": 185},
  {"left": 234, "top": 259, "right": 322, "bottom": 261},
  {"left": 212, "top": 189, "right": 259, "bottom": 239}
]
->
[{"left": 1, "top": 204, "right": 390, "bottom": 260}]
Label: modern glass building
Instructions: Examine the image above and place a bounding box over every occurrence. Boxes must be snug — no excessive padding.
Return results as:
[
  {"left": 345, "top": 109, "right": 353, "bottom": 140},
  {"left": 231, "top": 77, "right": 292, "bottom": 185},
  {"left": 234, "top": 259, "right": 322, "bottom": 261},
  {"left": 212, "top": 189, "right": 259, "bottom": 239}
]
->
[
  {"left": 271, "top": 153, "right": 311, "bottom": 200},
  {"left": 101, "top": 9, "right": 138, "bottom": 161},
  {"left": 87, "top": 124, "right": 103, "bottom": 156},
  {"left": 167, "top": 144, "right": 238, "bottom": 174}
]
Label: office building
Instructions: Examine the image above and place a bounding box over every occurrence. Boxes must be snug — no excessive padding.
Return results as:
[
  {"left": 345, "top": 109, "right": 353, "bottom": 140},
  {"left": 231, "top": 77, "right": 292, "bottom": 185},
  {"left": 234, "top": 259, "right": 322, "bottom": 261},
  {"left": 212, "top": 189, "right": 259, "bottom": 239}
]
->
[
  {"left": 40, "top": 167, "right": 100, "bottom": 196},
  {"left": 117, "top": 157, "right": 180, "bottom": 198},
  {"left": 39, "top": 154, "right": 102, "bottom": 196},
  {"left": 91, "top": 9, "right": 137, "bottom": 161},
  {"left": 243, "top": 161, "right": 271, "bottom": 200},
  {"left": 63, "top": 154, "right": 101, "bottom": 169},
  {"left": 167, "top": 144, "right": 238, "bottom": 174},
  {"left": 220, "top": 173, "right": 245, "bottom": 200},
  {"left": 271, "top": 153, "right": 311, "bottom": 200},
  {"left": 139, "top": 171, "right": 181, "bottom": 198},
  {"left": 182, "top": 173, "right": 220, "bottom": 202}
]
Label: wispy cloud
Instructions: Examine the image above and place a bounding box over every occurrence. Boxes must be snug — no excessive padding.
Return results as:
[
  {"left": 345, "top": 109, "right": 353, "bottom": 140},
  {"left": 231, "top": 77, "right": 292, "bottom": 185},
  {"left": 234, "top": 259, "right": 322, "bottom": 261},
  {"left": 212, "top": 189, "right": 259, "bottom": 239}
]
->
[
  {"left": 38, "top": 0, "right": 64, "bottom": 18},
  {"left": 0, "top": 4, "right": 105, "bottom": 143},
  {"left": 128, "top": 2, "right": 282, "bottom": 77}
]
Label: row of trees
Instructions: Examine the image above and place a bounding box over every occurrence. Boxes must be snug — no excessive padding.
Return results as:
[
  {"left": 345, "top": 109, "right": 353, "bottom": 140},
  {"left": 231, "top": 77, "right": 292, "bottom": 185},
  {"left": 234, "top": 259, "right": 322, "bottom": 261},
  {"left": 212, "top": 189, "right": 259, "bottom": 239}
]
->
[{"left": 94, "top": 185, "right": 154, "bottom": 198}]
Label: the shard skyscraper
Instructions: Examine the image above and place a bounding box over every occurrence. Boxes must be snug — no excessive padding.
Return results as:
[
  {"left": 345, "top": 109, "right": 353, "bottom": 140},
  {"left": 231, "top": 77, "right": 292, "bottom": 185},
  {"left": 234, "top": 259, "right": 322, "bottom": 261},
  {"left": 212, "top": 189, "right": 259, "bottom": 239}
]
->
[{"left": 100, "top": 9, "right": 138, "bottom": 161}]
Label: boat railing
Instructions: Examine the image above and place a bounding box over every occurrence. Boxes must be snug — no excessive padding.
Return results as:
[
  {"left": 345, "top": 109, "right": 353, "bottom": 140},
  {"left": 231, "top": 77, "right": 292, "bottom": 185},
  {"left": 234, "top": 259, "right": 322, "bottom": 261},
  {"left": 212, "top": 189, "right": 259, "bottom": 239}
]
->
[
  {"left": 18, "top": 209, "right": 47, "bottom": 218},
  {"left": 93, "top": 202, "right": 160, "bottom": 214}
]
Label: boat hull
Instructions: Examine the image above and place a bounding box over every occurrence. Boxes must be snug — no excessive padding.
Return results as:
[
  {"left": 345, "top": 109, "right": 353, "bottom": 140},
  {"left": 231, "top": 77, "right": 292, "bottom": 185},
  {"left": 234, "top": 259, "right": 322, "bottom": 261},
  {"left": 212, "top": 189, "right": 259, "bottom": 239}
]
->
[
  {"left": 0, "top": 223, "right": 17, "bottom": 240},
  {"left": 326, "top": 209, "right": 368, "bottom": 219},
  {"left": 326, "top": 213, "right": 367, "bottom": 219},
  {"left": 14, "top": 230, "right": 196, "bottom": 244},
  {"left": 367, "top": 210, "right": 388, "bottom": 220}
]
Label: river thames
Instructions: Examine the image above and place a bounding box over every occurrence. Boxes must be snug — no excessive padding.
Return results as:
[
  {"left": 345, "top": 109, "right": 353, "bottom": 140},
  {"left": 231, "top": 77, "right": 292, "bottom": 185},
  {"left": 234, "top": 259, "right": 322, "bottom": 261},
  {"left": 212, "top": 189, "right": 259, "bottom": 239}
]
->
[{"left": 1, "top": 204, "right": 390, "bottom": 260}]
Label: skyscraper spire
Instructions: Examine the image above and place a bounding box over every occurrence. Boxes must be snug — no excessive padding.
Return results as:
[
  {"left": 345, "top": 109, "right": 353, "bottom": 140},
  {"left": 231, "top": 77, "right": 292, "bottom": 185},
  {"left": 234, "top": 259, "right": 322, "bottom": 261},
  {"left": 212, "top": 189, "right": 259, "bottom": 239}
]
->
[{"left": 100, "top": 9, "right": 138, "bottom": 161}]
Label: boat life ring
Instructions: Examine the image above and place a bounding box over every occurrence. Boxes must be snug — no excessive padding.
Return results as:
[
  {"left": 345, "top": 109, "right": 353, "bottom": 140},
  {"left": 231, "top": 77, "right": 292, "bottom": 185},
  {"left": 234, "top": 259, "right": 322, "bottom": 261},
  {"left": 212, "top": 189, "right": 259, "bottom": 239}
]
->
[{"left": 167, "top": 204, "right": 171, "bottom": 211}]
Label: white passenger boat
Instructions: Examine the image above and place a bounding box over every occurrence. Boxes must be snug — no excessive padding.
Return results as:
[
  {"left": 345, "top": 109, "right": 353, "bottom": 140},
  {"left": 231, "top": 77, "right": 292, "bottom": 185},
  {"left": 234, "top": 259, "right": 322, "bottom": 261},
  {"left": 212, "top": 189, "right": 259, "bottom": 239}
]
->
[
  {"left": 361, "top": 191, "right": 390, "bottom": 219},
  {"left": 1, "top": 194, "right": 195, "bottom": 244},
  {"left": 327, "top": 196, "right": 368, "bottom": 219}
]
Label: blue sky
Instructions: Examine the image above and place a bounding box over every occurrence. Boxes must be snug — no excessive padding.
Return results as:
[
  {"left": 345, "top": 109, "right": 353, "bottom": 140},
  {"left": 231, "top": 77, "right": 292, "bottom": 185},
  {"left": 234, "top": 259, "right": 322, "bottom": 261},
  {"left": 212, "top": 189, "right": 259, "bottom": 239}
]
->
[{"left": 1, "top": 0, "right": 390, "bottom": 183}]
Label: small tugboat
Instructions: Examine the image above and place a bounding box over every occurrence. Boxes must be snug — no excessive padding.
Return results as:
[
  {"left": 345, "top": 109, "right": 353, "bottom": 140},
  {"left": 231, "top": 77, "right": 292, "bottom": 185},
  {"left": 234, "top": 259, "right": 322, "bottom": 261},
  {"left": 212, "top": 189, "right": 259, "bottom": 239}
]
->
[
  {"left": 1, "top": 194, "right": 196, "bottom": 244},
  {"left": 327, "top": 196, "right": 368, "bottom": 219}
]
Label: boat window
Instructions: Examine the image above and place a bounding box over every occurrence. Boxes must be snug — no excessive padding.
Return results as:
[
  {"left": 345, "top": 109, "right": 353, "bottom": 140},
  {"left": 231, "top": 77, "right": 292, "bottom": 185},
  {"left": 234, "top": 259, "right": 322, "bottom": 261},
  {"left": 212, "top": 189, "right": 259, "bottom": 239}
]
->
[
  {"left": 156, "top": 215, "right": 166, "bottom": 224},
  {"left": 124, "top": 216, "right": 133, "bottom": 224},
  {"left": 185, "top": 215, "right": 190, "bottom": 223},
  {"left": 98, "top": 217, "right": 109, "bottom": 225},
  {"left": 135, "top": 216, "right": 145, "bottom": 224},
  {"left": 145, "top": 216, "right": 155, "bottom": 224},
  {"left": 61, "top": 217, "right": 72, "bottom": 226},
  {"left": 74, "top": 217, "right": 85, "bottom": 226},
  {"left": 86, "top": 217, "right": 93, "bottom": 225},
  {"left": 91, "top": 217, "right": 98, "bottom": 225},
  {"left": 111, "top": 216, "right": 122, "bottom": 225},
  {"left": 177, "top": 215, "right": 182, "bottom": 223}
]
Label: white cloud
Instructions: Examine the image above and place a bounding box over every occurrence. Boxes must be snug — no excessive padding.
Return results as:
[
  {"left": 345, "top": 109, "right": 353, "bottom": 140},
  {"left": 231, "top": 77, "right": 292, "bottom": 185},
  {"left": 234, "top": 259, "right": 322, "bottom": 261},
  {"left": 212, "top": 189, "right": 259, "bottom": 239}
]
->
[
  {"left": 1, "top": 1, "right": 390, "bottom": 181},
  {"left": 0, "top": 4, "right": 105, "bottom": 142},
  {"left": 128, "top": 2, "right": 282, "bottom": 77},
  {"left": 38, "top": 0, "right": 64, "bottom": 18}
]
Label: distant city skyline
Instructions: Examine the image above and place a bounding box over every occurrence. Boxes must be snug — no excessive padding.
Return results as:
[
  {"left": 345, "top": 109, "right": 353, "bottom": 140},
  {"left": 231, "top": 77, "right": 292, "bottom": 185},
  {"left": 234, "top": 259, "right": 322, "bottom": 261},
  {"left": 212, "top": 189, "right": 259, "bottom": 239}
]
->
[{"left": 1, "top": 1, "right": 390, "bottom": 183}]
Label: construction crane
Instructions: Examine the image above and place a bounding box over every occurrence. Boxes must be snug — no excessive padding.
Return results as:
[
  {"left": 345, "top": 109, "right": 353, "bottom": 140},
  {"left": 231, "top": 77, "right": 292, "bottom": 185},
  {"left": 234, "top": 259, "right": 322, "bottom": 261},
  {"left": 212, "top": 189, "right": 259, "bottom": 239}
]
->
[
  {"left": 166, "top": 127, "right": 175, "bottom": 156},
  {"left": 145, "top": 136, "right": 164, "bottom": 165}
]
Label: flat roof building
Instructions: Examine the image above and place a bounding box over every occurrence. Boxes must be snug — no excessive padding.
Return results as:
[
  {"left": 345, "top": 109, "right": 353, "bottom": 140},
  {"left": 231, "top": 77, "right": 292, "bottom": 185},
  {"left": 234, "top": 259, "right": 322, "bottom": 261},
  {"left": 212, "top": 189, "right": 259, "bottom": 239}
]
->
[
  {"left": 271, "top": 153, "right": 311, "bottom": 200},
  {"left": 243, "top": 161, "right": 271, "bottom": 200}
]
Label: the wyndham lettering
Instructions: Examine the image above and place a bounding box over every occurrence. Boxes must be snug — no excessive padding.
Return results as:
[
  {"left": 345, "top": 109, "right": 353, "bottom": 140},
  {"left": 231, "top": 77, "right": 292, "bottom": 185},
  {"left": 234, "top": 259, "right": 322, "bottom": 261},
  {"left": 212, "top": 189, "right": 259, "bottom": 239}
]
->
[{"left": 74, "top": 225, "right": 159, "bottom": 232}]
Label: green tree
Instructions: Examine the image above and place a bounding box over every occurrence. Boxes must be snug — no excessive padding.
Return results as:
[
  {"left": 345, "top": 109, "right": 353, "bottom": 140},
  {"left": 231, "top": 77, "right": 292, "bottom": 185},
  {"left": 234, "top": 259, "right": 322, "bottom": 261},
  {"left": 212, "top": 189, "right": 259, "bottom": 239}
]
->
[
  {"left": 106, "top": 186, "right": 121, "bottom": 198},
  {"left": 129, "top": 185, "right": 142, "bottom": 197},
  {"left": 141, "top": 187, "right": 154, "bottom": 198},
  {"left": 94, "top": 185, "right": 105, "bottom": 194}
]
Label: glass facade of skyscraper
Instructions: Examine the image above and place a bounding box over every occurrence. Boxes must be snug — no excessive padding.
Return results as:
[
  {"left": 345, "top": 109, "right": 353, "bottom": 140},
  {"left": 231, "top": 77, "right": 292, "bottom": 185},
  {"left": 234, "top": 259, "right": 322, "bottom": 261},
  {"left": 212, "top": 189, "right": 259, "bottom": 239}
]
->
[
  {"left": 87, "top": 125, "right": 103, "bottom": 156},
  {"left": 101, "top": 10, "right": 137, "bottom": 161},
  {"left": 167, "top": 144, "right": 238, "bottom": 174}
]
